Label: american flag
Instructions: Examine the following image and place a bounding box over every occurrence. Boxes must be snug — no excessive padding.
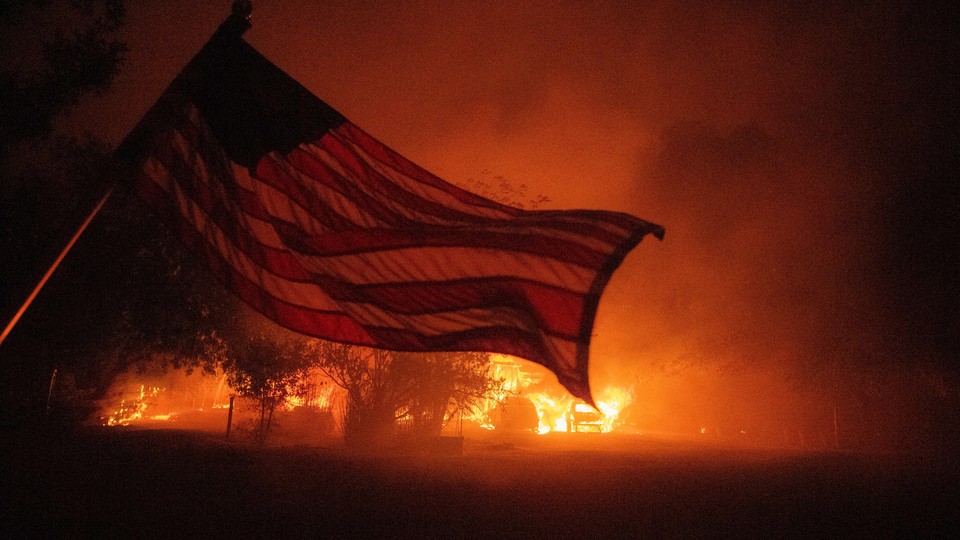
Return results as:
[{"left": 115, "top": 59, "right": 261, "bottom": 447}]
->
[{"left": 118, "top": 19, "right": 663, "bottom": 403}]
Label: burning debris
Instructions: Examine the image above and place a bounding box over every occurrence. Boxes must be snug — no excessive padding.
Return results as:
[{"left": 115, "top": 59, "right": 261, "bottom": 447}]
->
[
  {"left": 103, "top": 385, "right": 163, "bottom": 426},
  {"left": 98, "top": 368, "right": 233, "bottom": 428}
]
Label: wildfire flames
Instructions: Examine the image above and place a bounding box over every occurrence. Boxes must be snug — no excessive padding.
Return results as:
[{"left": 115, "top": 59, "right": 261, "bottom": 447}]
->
[
  {"left": 100, "top": 357, "right": 633, "bottom": 437},
  {"left": 99, "top": 370, "right": 234, "bottom": 427},
  {"left": 104, "top": 385, "right": 164, "bottom": 426}
]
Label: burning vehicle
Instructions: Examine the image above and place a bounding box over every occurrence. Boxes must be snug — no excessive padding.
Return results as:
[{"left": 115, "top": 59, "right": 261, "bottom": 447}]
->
[{"left": 566, "top": 402, "right": 604, "bottom": 432}]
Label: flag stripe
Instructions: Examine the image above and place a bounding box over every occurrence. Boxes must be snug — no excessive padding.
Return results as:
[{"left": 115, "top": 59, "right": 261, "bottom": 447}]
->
[
  {"left": 317, "top": 128, "right": 518, "bottom": 224},
  {"left": 256, "top": 152, "right": 391, "bottom": 229},
  {"left": 277, "top": 225, "right": 607, "bottom": 267},
  {"left": 310, "top": 132, "right": 514, "bottom": 225}
]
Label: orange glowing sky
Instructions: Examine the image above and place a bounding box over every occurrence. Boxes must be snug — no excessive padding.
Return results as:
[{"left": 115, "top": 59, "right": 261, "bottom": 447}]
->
[{"left": 54, "top": 1, "right": 958, "bottom": 437}]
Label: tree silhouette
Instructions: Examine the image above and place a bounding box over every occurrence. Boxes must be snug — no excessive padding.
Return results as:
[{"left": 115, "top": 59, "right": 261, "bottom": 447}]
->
[
  {"left": 392, "top": 351, "right": 500, "bottom": 437},
  {"left": 307, "top": 342, "right": 403, "bottom": 446},
  {"left": 221, "top": 333, "right": 308, "bottom": 444},
  {"left": 307, "top": 340, "right": 501, "bottom": 446},
  {"left": 0, "top": 1, "right": 130, "bottom": 423}
]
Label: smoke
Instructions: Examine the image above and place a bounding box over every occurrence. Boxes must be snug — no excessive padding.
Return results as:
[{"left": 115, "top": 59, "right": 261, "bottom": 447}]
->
[{"left": 65, "top": 1, "right": 957, "bottom": 446}]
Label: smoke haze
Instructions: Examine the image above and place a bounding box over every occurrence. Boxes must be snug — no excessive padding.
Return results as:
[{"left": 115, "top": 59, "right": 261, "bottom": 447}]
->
[{"left": 65, "top": 0, "right": 958, "bottom": 446}]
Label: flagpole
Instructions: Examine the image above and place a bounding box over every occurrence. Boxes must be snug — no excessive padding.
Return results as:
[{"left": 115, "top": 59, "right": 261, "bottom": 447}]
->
[{"left": 0, "top": 185, "right": 115, "bottom": 348}]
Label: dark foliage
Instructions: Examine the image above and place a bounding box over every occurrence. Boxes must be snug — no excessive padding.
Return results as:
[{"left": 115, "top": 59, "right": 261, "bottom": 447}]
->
[
  {"left": 392, "top": 351, "right": 500, "bottom": 437},
  {"left": 308, "top": 341, "right": 498, "bottom": 446},
  {"left": 0, "top": 0, "right": 126, "bottom": 152},
  {"left": 221, "top": 333, "right": 310, "bottom": 444}
]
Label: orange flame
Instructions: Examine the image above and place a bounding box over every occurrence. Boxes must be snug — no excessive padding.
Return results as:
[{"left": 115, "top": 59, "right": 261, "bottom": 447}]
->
[{"left": 104, "top": 385, "right": 164, "bottom": 426}]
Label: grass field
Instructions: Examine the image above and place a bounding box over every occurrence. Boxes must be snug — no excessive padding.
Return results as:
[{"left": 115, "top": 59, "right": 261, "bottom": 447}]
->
[{"left": 3, "top": 428, "right": 958, "bottom": 538}]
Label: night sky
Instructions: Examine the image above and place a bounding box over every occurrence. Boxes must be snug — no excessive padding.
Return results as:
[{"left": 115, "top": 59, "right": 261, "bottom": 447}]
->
[{"left": 30, "top": 1, "right": 960, "bottom": 422}]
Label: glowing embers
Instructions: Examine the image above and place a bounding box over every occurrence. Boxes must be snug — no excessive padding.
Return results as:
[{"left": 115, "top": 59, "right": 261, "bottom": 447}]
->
[
  {"left": 104, "top": 384, "right": 164, "bottom": 426},
  {"left": 99, "top": 369, "right": 231, "bottom": 427}
]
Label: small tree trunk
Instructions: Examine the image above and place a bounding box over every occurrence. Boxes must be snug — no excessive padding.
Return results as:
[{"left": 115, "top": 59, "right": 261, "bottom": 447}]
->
[
  {"left": 258, "top": 399, "right": 268, "bottom": 444},
  {"left": 225, "top": 395, "right": 235, "bottom": 440},
  {"left": 266, "top": 403, "right": 275, "bottom": 435},
  {"left": 832, "top": 402, "right": 840, "bottom": 450},
  {"left": 45, "top": 367, "right": 59, "bottom": 415}
]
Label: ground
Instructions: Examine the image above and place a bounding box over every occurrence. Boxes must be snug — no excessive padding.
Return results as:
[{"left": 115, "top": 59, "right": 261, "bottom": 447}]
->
[{"left": 2, "top": 428, "right": 958, "bottom": 538}]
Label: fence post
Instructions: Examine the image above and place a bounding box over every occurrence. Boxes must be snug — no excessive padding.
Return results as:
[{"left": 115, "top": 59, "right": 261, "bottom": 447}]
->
[{"left": 225, "top": 395, "right": 236, "bottom": 440}]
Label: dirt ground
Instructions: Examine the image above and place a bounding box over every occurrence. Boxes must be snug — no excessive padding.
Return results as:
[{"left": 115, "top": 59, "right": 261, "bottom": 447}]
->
[{"left": 2, "top": 427, "right": 958, "bottom": 538}]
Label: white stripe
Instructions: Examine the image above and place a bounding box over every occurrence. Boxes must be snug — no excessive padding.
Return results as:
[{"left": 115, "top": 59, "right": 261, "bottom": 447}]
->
[
  {"left": 332, "top": 128, "right": 638, "bottom": 239},
  {"left": 231, "top": 161, "right": 335, "bottom": 236},
  {"left": 342, "top": 302, "right": 545, "bottom": 337}
]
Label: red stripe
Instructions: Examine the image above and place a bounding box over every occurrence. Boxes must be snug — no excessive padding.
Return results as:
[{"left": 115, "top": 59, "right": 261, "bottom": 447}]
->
[
  {"left": 359, "top": 279, "right": 585, "bottom": 338},
  {"left": 253, "top": 155, "right": 366, "bottom": 231}
]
